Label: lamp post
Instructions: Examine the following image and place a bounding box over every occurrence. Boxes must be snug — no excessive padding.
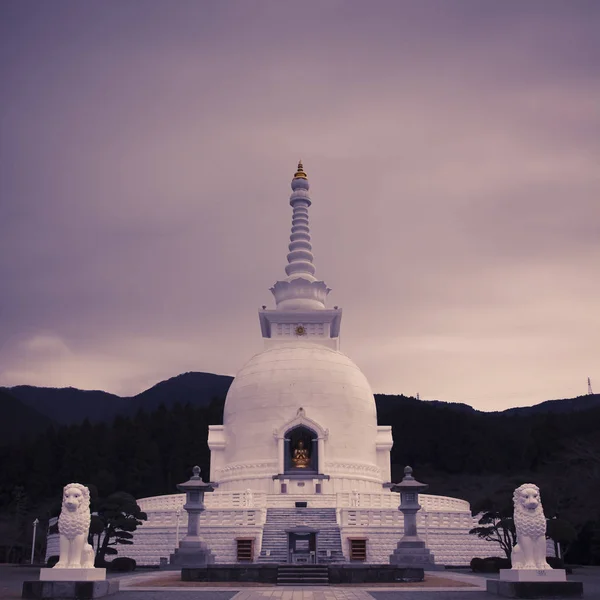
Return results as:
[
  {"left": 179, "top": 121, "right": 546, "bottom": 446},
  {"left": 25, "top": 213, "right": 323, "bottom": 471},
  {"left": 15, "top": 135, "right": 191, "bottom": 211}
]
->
[
  {"left": 391, "top": 466, "right": 428, "bottom": 542},
  {"left": 169, "top": 466, "right": 216, "bottom": 567},
  {"left": 175, "top": 508, "right": 182, "bottom": 546},
  {"left": 30, "top": 518, "right": 39, "bottom": 565},
  {"left": 389, "top": 466, "right": 439, "bottom": 569}
]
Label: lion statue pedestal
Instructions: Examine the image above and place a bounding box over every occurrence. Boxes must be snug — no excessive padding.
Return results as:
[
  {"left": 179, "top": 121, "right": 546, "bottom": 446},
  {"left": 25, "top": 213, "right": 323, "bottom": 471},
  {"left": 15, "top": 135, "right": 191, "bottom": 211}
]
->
[
  {"left": 503, "top": 483, "right": 563, "bottom": 580},
  {"left": 487, "top": 483, "right": 583, "bottom": 598},
  {"left": 24, "top": 483, "right": 119, "bottom": 599},
  {"left": 39, "top": 483, "right": 105, "bottom": 582}
]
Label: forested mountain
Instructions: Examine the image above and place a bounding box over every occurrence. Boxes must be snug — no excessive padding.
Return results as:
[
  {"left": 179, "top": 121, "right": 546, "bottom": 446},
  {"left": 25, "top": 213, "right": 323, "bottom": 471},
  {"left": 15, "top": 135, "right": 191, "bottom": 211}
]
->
[
  {"left": 124, "top": 372, "right": 233, "bottom": 416},
  {"left": 376, "top": 394, "right": 600, "bottom": 478},
  {"left": 3, "top": 385, "right": 127, "bottom": 426},
  {"left": 503, "top": 394, "right": 600, "bottom": 415},
  {"left": 3, "top": 371, "right": 599, "bottom": 432},
  {"left": 1, "top": 372, "right": 233, "bottom": 432},
  {"left": 0, "top": 389, "right": 55, "bottom": 444},
  {"left": 1, "top": 389, "right": 599, "bottom": 563}
]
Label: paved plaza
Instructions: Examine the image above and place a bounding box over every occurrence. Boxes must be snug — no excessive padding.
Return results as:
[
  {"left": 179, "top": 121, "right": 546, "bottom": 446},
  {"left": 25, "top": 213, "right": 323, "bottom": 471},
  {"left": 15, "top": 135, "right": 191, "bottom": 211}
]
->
[{"left": 3, "top": 566, "right": 600, "bottom": 600}]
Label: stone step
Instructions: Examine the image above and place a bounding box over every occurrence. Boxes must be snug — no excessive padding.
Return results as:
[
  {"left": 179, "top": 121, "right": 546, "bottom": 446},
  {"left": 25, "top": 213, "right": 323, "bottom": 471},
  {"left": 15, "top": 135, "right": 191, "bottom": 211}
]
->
[
  {"left": 278, "top": 568, "right": 329, "bottom": 573},
  {"left": 277, "top": 580, "right": 329, "bottom": 586},
  {"left": 267, "top": 511, "right": 336, "bottom": 521},
  {"left": 259, "top": 509, "right": 343, "bottom": 565},
  {"left": 277, "top": 564, "right": 330, "bottom": 585}
]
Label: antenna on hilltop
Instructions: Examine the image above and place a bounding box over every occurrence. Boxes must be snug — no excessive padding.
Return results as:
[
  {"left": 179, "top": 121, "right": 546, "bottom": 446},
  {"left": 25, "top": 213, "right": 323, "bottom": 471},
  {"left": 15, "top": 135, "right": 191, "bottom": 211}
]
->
[
  {"left": 588, "top": 378, "right": 593, "bottom": 395},
  {"left": 416, "top": 393, "right": 420, "bottom": 400}
]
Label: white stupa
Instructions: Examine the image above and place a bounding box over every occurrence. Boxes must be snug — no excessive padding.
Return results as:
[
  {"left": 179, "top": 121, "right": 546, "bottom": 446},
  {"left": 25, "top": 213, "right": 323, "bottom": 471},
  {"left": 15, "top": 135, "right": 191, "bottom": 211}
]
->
[
  {"left": 46, "top": 162, "right": 507, "bottom": 566},
  {"left": 209, "top": 161, "right": 392, "bottom": 496}
]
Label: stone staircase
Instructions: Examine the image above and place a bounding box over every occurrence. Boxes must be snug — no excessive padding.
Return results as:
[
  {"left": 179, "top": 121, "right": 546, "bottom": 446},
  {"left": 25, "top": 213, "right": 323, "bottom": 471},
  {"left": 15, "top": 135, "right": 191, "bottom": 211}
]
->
[
  {"left": 258, "top": 507, "right": 344, "bottom": 564},
  {"left": 277, "top": 564, "right": 329, "bottom": 585}
]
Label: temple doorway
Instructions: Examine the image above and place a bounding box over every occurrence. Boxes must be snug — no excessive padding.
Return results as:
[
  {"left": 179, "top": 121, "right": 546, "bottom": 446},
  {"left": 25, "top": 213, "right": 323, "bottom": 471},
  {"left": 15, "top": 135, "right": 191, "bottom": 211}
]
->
[{"left": 288, "top": 531, "right": 317, "bottom": 564}]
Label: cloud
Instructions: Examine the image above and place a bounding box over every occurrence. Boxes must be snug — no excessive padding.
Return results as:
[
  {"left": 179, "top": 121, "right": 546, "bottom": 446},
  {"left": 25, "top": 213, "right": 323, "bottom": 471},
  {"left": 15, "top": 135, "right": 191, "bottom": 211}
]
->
[{"left": 0, "top": 0, "right": 598, "bottom": 407}]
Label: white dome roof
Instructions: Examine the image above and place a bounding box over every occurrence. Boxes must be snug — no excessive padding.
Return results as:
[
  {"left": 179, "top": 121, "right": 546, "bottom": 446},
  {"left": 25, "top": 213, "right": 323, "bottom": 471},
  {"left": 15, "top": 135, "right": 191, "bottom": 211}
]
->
[{"left": 222, "top": 342, "right": 379, "bottom": 466}]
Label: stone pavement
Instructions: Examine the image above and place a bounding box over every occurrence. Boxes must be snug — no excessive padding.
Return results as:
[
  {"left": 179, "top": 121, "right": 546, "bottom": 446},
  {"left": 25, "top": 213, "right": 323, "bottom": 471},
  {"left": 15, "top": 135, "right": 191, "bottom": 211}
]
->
[
  {"left": 114, "top": 570, "right": 487, "bottom": 600},
  {"left": 4, "top": 565, "right": 600, "bottom": 600}
]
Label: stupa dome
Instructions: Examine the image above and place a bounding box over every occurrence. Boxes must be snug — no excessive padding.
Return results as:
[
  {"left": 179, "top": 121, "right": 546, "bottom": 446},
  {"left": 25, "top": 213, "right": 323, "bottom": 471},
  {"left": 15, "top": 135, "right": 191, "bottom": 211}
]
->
[{"left": 221, "top": 341, "right": 379, "bottom": 471}]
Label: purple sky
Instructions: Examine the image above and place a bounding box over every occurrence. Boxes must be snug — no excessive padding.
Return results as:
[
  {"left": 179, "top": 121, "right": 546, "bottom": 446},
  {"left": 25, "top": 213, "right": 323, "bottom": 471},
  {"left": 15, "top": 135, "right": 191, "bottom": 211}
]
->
[{"left": 1, "top": 1, "right": 599, "bottom": 411}]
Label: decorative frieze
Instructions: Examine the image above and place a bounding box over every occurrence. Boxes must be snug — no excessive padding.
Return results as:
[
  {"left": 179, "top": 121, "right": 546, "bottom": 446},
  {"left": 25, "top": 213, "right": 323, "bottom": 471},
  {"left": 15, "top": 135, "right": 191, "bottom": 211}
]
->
[
  {"left": 326, "top": 462, "right": 382, "bottom": 477},
  {"left": 275, "top": 323, "right": 325, "bottom": 337}
]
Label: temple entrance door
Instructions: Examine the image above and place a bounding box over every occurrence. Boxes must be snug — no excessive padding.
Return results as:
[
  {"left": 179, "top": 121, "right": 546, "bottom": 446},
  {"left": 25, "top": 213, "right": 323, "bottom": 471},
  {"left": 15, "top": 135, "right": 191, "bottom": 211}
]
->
[{"left": 288, "top": 532, "right": 317, "bottom": 564}]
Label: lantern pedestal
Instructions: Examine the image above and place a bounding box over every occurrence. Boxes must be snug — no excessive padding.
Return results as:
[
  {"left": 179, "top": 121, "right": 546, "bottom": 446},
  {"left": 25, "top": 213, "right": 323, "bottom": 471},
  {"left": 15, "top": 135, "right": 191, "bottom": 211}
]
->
[
  {"left": 389, "top": 467, "right": 442, "bottom": 570},
  {"left": 170, "top": 540, "right": 215, "bottom": 568},
  {"left": 389, "top": 539, "right": 440, "bottom": 569},
  {"left": 169, "top": 466, "right": 216, "bottom": 568}
]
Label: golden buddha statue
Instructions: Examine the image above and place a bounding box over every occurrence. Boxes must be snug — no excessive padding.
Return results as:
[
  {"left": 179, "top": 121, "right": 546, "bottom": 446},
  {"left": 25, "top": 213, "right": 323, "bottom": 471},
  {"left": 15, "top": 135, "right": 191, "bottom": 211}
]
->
[{"left": 292, "top": 440, "right": 310, "bottom": 468}]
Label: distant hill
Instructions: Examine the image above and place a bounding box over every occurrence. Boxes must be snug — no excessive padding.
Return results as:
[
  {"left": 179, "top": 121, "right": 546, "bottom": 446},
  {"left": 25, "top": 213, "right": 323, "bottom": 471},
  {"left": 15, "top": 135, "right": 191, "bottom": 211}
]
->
[
  {"left": 3, "top": 385, "right": 129, "bottom": 426},
  {"left": 125, "top": 372, "right": 233, "bottom": 416},
  {"left": 503, "top": 394, "right": 600, "bottom": 415},
  {"left": 0, "top": 389, "right": 56, "bottom": 444},
  {"left": 3, "top": 372, "right": 599, "bottom": 432},
  {"left": 1, "top": 372, "right": 234, "bottom": 427}
]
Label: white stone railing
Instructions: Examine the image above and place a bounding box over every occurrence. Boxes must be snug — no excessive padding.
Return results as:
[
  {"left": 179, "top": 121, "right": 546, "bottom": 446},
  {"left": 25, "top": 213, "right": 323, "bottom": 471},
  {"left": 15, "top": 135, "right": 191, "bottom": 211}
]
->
[
  {"left": 337, "top": 492, "right": 397, "bottom": 508},
  {"left": 420, "top": 494, "right": 470, "bottom": 512},
  {"left": 142, "top": 508, "right": 266, "bottom": 527},
  {"left": 199, "top": 509, "right": 267, "bottom": 527},
  {"left": 137, "top": 491, "right": 470, "bottom": 512},
  {"left": 265, "top": 494, "right": 338, "bottom": 508},
  {"left": 335, "top": 492, "right": 470, "bottom": 512},
  {"left": 137, "top": 491, "right": 268, "bottom": 511},
  {"left": 137, "top": 494, "right": 185, "bottom": 511},
  {"left": 340, "top": 509, "right": 403, "bottom": 527},
  {"left": 339, "top": 508, "right": 473, "bottom": 529},
  {"left": 206, "top": 492, "right": 268, "bottom": 508}
]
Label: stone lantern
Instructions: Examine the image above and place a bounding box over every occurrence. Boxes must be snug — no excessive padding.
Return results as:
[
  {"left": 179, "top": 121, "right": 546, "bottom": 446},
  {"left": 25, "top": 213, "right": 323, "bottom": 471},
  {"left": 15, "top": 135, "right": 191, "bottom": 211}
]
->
[
  {"left": 389, "top": 466, "right": 439, "bottom": 569},
  {"left": 169, "top": 466, "right": 216, "bottom": 567}
]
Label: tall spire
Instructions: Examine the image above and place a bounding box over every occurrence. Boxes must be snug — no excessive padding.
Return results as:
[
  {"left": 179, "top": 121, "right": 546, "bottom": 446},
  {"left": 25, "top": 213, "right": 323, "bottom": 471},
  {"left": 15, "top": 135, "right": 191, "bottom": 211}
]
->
[
  {"left": 285, "top": 161, "right": 315, "bottom": 280},
  {"left": 269, "top": 162, "right": 331, "bottom": 310},
  {"left": 294, "top": 160, "right": 307, "bottom": 179}
]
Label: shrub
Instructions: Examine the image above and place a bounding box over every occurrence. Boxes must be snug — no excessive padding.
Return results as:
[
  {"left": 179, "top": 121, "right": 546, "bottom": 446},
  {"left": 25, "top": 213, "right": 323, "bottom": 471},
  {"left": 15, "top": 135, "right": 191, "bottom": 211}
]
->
[
  {"left": 470, "top": 557, "right": 484, "bottom": 572},
  {"left": 547, "top": 556, "right": 572, "bottom": 573},
  {"left": 107, "top": 557, "right": 137, "bottom": 572},
  {"left": 484, "top": 557, "right": 511, "bottom": 572},
  {"left": 471, "top": 556, "right": 511, "bottom": 572},
  {"left": 46, "top": 556, "right": 59, "bottom": 568}
]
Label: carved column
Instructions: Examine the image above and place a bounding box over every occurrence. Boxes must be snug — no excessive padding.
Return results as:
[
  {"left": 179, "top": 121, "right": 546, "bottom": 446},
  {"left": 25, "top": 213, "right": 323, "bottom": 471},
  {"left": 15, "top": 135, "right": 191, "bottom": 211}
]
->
[
  {"left": 277, "top": 437, "right": 284, "bottom": 474},
  {"left": 284, "top": 439, "right": 291, "bottom": 471},
  {"left": 317, "top": 437, "right": 325, "bottom": 473}
]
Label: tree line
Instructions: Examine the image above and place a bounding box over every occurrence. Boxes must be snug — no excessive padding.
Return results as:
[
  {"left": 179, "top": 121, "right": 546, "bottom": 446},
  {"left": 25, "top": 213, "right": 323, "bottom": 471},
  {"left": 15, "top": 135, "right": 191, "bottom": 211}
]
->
[{"left": 0, "top": 395, "right": 599, "bottom": 564}]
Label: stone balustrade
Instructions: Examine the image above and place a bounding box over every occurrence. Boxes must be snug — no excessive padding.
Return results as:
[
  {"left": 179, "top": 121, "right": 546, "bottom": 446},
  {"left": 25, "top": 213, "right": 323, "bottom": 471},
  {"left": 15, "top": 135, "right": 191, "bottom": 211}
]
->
[
  {"left": 339, "top": 508, "right": 475, "bottom": 529},
  {"left": 137, "top": 491, "right": 470, "bottom": 512},
  {"left": 137, "top": 491, "right": 269, "bottom": 511}
]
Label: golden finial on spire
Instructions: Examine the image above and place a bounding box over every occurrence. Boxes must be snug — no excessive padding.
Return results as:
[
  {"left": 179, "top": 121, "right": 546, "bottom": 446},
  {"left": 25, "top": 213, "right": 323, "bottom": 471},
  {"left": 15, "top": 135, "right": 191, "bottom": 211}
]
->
[{"left": 294, "top": 160, "right": 307, "bottom": 179}]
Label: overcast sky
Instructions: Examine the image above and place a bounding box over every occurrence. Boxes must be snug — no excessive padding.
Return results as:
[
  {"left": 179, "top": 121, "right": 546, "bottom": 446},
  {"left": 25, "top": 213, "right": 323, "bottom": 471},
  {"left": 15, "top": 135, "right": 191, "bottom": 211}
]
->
[{"left": 1, "top": 0, "right": 598, "bottom": 411}]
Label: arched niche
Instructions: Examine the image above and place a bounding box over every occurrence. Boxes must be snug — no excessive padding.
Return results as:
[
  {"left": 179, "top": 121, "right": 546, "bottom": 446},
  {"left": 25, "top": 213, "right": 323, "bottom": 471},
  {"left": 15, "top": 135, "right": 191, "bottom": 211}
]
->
[
  {"left": 285, "top": 424, "right": 318, "bottom": 473},
  {"left": 273, "top": 408, "right": 328, "bottom": 476}
]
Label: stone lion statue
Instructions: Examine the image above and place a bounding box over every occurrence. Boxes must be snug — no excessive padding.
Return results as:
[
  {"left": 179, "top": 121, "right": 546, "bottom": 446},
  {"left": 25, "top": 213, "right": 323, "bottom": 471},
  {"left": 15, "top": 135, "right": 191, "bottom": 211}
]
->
[
  {"left": 511, "top": 483, "right": 551, "bottom": 570},
  {"left": 54, "top": 483, "right": 96, "bottom": 569}
]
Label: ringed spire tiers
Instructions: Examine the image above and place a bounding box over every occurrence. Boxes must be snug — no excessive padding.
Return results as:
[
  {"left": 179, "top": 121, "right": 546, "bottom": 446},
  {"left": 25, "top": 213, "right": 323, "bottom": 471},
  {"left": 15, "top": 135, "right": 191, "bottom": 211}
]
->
[
  {"left": 258, "top": 161, "right": 342, "bottom": 350},
  {"left": 269, "top": 161, "right": 331, "bottom": 310}
]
